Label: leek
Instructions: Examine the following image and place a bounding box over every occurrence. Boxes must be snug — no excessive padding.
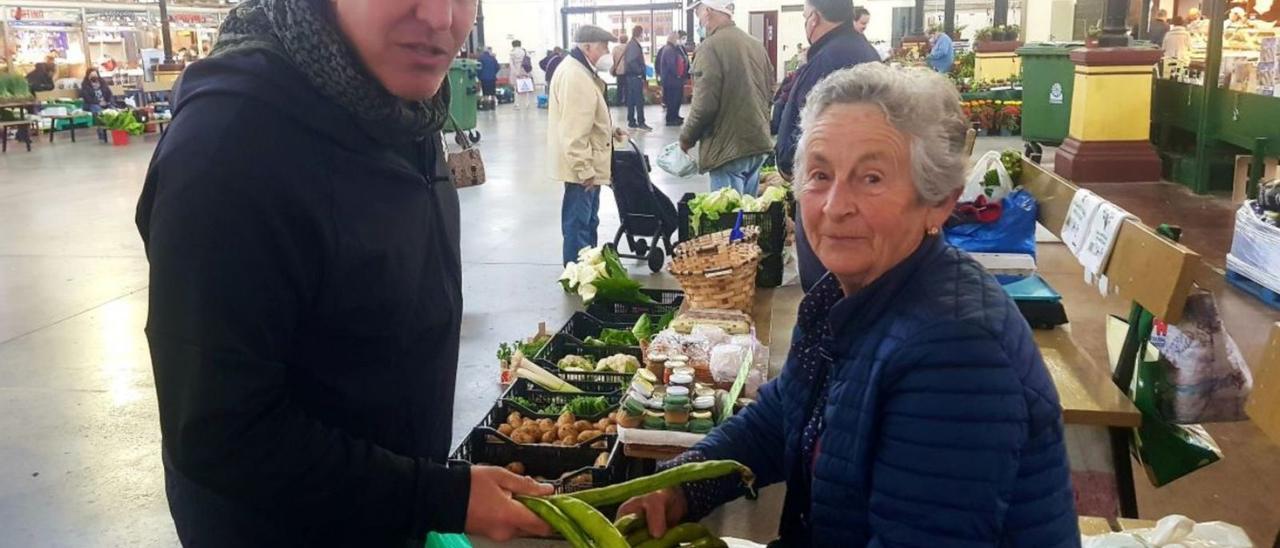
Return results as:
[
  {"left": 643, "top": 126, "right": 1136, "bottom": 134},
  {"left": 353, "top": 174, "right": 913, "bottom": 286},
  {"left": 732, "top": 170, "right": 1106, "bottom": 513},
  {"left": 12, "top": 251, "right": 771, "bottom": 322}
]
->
[{"left": 511, "top": 353, "right": 583, "bottom": 393}]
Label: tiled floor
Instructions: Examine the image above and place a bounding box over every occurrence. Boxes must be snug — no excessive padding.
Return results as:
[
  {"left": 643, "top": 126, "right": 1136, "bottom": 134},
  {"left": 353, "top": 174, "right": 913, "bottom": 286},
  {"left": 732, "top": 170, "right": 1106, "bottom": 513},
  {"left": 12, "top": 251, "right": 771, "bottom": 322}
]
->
[{"left": 1, "top": 105, "right": 1277, "bottom": 547}]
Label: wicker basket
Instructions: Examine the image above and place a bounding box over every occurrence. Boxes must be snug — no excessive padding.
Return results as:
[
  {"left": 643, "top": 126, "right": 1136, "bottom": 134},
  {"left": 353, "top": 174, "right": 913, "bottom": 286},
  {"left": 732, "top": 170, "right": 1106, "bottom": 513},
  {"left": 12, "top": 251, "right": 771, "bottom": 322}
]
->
[
  {"left": 672, "top": 226, "right": 759, "bottom": 257},
  {"left": 669, "top": 229, "right": 761, "bottom": 313}
]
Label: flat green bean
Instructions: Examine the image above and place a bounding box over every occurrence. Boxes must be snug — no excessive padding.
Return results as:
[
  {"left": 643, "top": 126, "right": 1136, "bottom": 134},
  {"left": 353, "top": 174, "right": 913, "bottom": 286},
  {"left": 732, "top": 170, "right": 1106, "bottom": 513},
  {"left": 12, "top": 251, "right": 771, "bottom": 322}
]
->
[
  {"left": 625, "top": 527, "right": 652, "bottom": 546},
  {"left": 549, "top": 495, "right": 629, "bottom": 548},
  {"left": 614, "top": 513, "right": 644, "bottom": 536},
  {"left": 633, "top": 523, "right": 713, "bottom": 548},
  {"left": 687, "top": 536, "right": 730, "bottom": 548},
  {"left": 567, "top": 460, "right": 755, "bottom": 507},
  {"left": 516, "top": 496, "right": 592, "bottom": 548}
]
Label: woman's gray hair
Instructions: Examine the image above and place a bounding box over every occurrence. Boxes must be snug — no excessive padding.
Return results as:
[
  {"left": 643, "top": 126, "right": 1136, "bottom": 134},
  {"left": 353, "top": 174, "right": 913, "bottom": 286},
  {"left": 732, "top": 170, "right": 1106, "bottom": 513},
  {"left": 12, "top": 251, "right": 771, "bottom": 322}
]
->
[{"left": 794, "top": 63, "right": 969, "bottom": 205}]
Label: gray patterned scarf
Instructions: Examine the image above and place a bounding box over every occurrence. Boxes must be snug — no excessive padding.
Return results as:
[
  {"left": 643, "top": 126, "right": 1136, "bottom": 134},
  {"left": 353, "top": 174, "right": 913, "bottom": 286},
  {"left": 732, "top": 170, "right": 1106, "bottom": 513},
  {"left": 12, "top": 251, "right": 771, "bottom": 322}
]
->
[{"left": 211, "top": 0, "right": 449, "bottom": 142}]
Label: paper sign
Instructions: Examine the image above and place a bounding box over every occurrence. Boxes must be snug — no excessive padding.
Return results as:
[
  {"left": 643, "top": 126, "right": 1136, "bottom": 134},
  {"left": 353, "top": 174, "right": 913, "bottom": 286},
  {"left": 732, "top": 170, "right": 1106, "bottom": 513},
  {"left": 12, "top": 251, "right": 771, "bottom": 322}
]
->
[{"left": 1061, "top": 189, "right": 1103, "bottom": 255}]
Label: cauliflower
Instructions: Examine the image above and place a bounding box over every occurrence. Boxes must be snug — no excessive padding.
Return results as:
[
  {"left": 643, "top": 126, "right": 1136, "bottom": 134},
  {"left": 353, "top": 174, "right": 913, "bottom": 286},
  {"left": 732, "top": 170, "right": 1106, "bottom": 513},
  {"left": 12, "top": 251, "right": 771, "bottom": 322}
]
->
[
  {"left": 557, "top": 355, "right": 594, "bottom": 372},
  {"left": 596, "top": 354, "right": 640, "bottom": 374}
]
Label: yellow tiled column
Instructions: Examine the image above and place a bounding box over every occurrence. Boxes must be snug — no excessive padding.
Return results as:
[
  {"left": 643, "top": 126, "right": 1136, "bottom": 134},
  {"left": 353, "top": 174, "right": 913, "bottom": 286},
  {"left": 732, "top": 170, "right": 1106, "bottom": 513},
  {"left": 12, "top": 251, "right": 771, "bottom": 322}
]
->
[{"left": 1054, "top": 48, "right": 1163, "bottom": 182}]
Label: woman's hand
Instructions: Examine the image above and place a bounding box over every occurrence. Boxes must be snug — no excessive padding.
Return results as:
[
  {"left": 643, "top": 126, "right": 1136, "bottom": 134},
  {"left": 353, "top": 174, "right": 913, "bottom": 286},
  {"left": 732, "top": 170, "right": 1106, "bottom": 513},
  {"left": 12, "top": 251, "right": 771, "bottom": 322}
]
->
[
  {"left": 614, "top": 127, "right": 630, "bottom": 140},
  {"left": 464, "top": 466, "right": 555, "bottom": 541},
  {"left": 617, "top": 487, "right": 688, "bottom": 539}
]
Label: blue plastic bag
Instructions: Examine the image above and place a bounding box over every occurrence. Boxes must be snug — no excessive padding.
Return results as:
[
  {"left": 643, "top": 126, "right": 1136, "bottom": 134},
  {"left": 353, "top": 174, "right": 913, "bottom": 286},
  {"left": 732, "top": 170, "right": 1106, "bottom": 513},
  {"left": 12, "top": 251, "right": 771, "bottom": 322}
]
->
[{"left": 944, "top": 189, "right": 1038, "bottom": 258}]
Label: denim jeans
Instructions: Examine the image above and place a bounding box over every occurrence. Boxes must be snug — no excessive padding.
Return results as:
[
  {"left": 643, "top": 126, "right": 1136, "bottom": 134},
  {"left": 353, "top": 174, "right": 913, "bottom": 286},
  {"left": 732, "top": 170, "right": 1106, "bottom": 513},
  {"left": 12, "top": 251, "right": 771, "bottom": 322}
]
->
[
  {"left": 625, "top": 75, "right": 646, "bottom": 126},
  {"left": 562, "top": 183, "right": 601, "bottom": 265},
  {"left": 708, "top": 154, "right": 767, "bottom": 197}
]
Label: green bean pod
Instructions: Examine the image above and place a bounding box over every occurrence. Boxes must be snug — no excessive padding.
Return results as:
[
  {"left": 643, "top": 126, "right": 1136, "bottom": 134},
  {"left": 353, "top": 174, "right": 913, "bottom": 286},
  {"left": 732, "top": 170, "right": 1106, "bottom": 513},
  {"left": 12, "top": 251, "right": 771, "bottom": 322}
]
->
[
  {"left": 687, "top": 536, "right": 730, "bottom": 548},
  {"left": 633, "top": 523, "right": 714, "bottom": 548},
  {"left": 548, "top": 495, "right": 629, "bottom": 548},
  {"left": 625, "top": 527, "right": 652, "bottom": 546},
  {"left": 516, "top": 496, "right": 592, "bottom": 548},
  {"left": 614, "top": 513, "right": 644, "bottom": 536},
  {"left": 566, "top": 460, "right": 755, "bottom": 507}
]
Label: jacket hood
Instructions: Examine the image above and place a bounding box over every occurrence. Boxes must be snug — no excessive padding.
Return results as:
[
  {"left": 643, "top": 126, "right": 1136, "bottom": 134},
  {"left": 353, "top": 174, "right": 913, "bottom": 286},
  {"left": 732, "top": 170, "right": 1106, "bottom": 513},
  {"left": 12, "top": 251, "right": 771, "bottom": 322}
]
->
[{"left": 172, "top": 50, "right": 382, "bottom": 151}]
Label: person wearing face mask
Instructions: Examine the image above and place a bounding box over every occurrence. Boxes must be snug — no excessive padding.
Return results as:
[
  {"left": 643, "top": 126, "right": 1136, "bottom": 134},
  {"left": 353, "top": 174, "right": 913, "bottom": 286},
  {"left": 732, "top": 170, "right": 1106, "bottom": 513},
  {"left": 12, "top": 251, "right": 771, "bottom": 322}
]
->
[
  {"left": 548, "top": 25, "right": 628, "bottom": 265},
  {"left": 776, "top": 0, "right": 881, "bottom": 291},
  {"left": 134, "top": 0, "right": 556, "bottom": 546},
  {"left": 79, "top": 69, "right": 115, "bottom": 115},
  {"left": 681, "top": 0, "right": 776, "bottom": 196}
]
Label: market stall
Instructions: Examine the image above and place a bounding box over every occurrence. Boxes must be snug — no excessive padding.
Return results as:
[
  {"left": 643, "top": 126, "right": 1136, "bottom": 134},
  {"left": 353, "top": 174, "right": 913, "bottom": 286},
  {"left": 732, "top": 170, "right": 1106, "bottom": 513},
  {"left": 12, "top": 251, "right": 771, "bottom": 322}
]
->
[
  {"left": 1151, "top": 0, "right": 1280, "bottom": 196},
  {"left": 2, "top": 6, "right": 85, "bottom": 80}
]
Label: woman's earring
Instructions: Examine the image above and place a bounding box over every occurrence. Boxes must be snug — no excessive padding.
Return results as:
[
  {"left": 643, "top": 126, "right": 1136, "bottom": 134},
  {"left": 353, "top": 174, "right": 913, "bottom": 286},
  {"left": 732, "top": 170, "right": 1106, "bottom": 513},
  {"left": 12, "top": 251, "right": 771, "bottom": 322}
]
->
[{"left": 927, "top": 226, "right": 940, "bottom": 236}]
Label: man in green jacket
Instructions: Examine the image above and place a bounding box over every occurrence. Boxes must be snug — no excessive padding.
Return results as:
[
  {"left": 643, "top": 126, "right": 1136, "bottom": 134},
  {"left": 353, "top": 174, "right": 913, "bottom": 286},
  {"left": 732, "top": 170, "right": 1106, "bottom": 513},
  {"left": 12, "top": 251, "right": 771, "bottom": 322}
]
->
[{"left": 681, "top": 0, "right": 776, "bottom": 196}]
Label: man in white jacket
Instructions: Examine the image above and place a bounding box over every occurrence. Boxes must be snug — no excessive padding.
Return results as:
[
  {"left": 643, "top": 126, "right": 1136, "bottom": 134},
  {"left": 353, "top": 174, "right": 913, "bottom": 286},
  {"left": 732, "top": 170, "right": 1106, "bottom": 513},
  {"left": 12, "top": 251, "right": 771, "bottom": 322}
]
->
[{"left": 549, "top": 25, "right": 628, "bottom": 265}]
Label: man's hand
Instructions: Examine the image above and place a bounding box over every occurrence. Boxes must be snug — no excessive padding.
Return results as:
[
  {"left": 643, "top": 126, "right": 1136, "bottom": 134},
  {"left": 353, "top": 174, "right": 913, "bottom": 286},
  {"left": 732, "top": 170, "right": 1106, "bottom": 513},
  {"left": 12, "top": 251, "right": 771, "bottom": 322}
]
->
[
  {"left": 582, "top": 177, "right": 597, "bottom": 189},
  {"left": 617, "top": 487, "right": 688, "bottom": 540},
  {"left": 679, "top": 140, "right": 693, "bottom": 154},
  {"left": 464, "top": 466, "right": 555, "bottom": 541}
]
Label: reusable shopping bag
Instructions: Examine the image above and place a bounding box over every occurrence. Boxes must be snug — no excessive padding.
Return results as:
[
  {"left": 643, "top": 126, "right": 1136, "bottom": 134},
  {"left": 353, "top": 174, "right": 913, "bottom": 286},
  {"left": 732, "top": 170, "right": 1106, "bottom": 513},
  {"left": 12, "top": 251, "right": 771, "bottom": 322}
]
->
[
  {"left": 1148, "top": 290, "right": 1253, "bottom": 424},
  {"left": 944, "top": 188, "right": 1038, "bottom": 257},
  {"left": 445, "top": 126, "right": 486, "bottom": 189}
]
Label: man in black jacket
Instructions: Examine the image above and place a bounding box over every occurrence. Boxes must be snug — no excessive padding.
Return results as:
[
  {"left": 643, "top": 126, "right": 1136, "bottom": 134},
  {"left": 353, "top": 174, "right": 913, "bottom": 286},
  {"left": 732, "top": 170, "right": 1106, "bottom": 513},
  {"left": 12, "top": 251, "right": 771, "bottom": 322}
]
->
[
  {"left": 776, "top": 0, "right": 881, "bottom": 291},
  {"left": 25, "top": 54, "right": 56, "bottom": 92},
  {"left": 135, "top": 0, "right": 553, "bottom": 545},
  {"left": 623, "top": 25, "right": 651, "bottom": 130}
]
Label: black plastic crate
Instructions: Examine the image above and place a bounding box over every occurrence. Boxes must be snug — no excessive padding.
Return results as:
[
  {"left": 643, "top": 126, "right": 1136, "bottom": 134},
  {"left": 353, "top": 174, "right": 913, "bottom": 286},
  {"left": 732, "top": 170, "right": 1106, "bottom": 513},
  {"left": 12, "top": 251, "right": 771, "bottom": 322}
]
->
[
  {"left": 585, "top": 288, "right": 684, "bottom": 323},
  {"left": 558, "top": 311, "right": 635, "bottom": 341},
  {"left": 677, "top": 193, "right": 786, "bottom": 288},
  {"left": 537, "top": 333, "right": 644, "bottom": 377},
  {"left": 498, "top": 378, "right": 625, "bottom": 419},
  {"left": 449, "top": 425, "right": 622, "bottom": 493}
]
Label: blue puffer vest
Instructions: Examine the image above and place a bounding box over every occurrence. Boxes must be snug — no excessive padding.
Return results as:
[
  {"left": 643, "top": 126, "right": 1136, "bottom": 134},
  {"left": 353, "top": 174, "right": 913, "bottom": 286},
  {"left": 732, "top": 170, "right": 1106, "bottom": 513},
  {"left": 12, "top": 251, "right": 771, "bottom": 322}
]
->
[{"left": 694, "top": 237, "right": 1080, "bottom": 547}]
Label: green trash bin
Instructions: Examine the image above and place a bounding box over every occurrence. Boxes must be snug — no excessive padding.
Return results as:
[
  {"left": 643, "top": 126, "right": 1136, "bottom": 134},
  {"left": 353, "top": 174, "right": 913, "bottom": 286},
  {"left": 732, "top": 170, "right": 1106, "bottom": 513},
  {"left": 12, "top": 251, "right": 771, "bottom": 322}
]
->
[
  {"left": 445, "top": 58, "right": 480, "bottom": 133},
  {"left": 1016, "top": 42, "right": 1084, "bottom": 146}
]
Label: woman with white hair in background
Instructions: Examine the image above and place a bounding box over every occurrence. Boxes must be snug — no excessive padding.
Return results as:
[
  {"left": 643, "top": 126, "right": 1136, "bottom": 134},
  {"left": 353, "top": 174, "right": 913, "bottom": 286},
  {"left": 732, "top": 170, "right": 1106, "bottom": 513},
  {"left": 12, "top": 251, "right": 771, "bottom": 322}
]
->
[{"left": 619, "top": 64, "right": 1079, "bottom": 546}]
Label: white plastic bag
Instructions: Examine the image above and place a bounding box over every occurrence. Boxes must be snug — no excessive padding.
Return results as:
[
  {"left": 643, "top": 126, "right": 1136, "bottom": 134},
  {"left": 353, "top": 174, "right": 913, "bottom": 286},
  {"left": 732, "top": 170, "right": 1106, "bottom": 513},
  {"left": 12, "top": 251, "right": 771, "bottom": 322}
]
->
[
  {"left": 1082, "top": 514, "right": 1254, "bottom": 547},
  {"left": 710, "top": 343, "right": 748, "bottom": 384},
  {"left": 1227, "top": 201, "right": 1280, "bottom": 294},
  {"left": 657, "top": 142, "right": 699, "bottom": 178},
  {"left": 515, "top": 76, "right": 534, "bottom": 93},
  {"left": 960, "top": 150, "right": 1013, "bottom": 203}
]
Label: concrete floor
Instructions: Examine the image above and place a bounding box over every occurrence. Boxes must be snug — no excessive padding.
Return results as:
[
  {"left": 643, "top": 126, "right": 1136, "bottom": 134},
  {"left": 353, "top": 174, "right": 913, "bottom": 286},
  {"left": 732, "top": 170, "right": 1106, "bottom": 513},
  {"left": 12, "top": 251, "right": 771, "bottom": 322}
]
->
[{"left": 2, "top": 104, "right": 1278, "bottom": 546}]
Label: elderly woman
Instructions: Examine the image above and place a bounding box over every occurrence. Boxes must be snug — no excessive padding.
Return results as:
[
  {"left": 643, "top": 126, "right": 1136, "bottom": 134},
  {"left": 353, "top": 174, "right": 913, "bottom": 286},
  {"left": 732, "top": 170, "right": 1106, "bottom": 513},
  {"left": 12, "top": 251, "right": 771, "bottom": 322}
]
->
[{"left": 620, "top": 64, "right": 1078, "bottom": 546}]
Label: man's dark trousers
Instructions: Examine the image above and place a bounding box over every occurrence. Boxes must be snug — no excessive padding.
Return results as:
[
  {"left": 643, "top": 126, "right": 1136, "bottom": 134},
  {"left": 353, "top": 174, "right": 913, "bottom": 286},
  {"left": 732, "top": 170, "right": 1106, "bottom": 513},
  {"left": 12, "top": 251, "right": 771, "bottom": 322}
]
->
[
  {"left": 662, "top": 80, "right": 683, "bottom": 124},
  {"left": 625, "top": 75, "right": 647, "bottom": 126}
]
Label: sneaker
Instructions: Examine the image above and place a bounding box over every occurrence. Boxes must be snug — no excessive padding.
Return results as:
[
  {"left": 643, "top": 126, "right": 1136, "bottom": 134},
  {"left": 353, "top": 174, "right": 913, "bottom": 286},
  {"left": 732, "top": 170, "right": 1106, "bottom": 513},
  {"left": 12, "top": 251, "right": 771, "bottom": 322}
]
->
[
  {"left": 637, "top": 124, "right": 653, "bottom": 131},
  {"left": 628, "top": 123, "right": 638, "bottom": 129}
]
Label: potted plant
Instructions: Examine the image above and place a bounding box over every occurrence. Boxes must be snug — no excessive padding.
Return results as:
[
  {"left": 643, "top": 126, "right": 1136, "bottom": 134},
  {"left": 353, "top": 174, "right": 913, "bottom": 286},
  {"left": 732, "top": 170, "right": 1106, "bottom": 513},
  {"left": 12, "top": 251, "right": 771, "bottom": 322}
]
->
[
  {"left": 1005, "top": 25, "right": 1022, "bottom": 42},
  {"left": 96, "top": 109, "right": 144, "bottom": 146},
  {"left": 999, "top": 103, "right": 1022, "bottom": 136},
  {"left": 976, "top": 26, "right": 994, "bottom": 43}
]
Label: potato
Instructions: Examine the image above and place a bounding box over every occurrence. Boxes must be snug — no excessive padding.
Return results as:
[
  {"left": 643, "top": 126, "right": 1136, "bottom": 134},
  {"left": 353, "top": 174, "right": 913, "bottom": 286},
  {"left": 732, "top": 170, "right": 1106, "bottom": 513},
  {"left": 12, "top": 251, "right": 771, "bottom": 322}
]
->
[
  {"left": 594, "top": 452, "right": 610, "bottom": 468},
  {"left": 595, "top": 418, "right": 612, "bottom": 431},
  {"left": 605, "top": 424, "right": 617, "bottom": 434},
  {"left": 573, "top": 420, "right": 592, "bottom": 431},
  {"left": 557, "top": 425, "right": 578, "bottom": 440},
  {"left": 577, "top": 430, "right": 602, "bottom": 443},
  {"left": 497, "top": 424, "right": 514, "bottom": 436},
  {"left": 559, "top": 432, "right": 578, "bottom": 445},
  {"left": 507, "top": 412, "right": 523, "bottom": 427},
  {"left": 557, "top": 412, "right": 575, "bottom": 427},
  {"left": 511, "top": 431, "right": 535, "bottom": 444},
  {"left": 537, "top": 418, "right": 555, "bottom": 432},
  {"left": 505, "top": 462, "right": 526, "bottom": 475},
  {"left": 541, "top": 430, "right": 557, "bottom": 444},
  {"left": 590, "top": 440, "right": 607, "bottom": 450}
]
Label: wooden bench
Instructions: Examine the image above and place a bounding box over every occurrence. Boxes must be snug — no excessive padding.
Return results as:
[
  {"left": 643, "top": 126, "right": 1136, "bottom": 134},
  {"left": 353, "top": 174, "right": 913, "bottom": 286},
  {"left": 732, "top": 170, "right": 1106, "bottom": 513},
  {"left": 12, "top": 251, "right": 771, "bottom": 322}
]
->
[
  {"left": 0, "top": 120, "right": 36, "bottom": 152},
  {"left": 1020, "top": 160, "right": 1207, "bottom": 519}
]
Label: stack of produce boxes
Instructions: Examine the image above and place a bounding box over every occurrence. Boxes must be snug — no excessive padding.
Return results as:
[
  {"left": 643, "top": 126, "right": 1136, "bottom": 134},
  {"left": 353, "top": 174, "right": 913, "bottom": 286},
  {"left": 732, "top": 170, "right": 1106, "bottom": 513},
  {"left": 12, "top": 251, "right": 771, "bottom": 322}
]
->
[{"left": 451, "top": 291, "right": 685, "bottom": 493}]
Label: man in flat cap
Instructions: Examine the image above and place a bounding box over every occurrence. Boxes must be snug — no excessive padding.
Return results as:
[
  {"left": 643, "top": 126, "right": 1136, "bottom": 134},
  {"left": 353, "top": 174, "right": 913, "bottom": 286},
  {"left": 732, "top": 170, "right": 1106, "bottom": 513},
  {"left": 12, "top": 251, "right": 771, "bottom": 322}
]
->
[{"left": 548, "top": 25, "right": 629, "bottom": 265}]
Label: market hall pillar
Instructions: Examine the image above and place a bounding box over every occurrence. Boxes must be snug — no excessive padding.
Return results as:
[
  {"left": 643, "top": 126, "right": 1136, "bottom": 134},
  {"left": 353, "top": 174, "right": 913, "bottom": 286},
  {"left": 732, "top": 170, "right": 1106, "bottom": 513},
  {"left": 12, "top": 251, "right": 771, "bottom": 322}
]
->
[{"left": 1054, "top": 48, "right": 1164, "bottom": 183}]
